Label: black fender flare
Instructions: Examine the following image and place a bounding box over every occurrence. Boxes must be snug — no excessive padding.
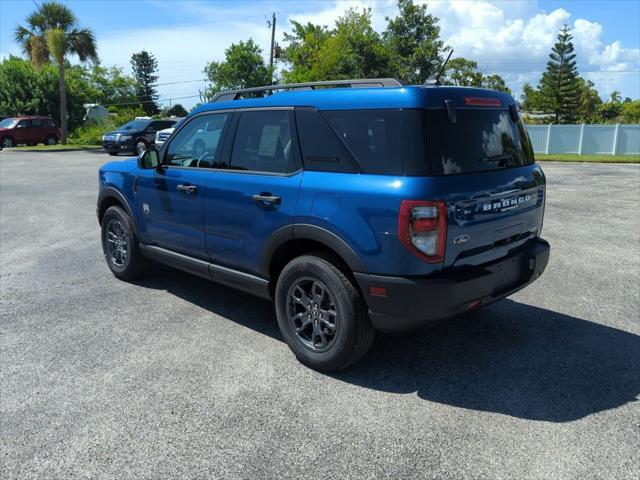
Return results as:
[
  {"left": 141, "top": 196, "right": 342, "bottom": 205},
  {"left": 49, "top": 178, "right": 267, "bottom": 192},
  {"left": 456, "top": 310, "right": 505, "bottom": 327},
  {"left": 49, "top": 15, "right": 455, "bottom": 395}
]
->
[
  {"left": 259, "top": 223, "right": 365, "bottom": 277},
  {"left": 97, "top": 187, "right": 140, "bottom": 238}
]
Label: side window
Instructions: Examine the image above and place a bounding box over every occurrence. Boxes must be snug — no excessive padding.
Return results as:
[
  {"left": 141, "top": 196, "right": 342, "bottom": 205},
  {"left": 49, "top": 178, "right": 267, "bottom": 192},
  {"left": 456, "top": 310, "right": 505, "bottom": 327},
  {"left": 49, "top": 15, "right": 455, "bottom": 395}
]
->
[
  {"left": 46, "top": 119, "right": 56, "bottom": 128},
  {"left": 295, "top": 108, "right": 356, "bottom": 173},
  {"left": 322, "top": 110, "right": 402, "bottom": 175},
  {"left": 230, "top": 110, "right": 297, "bottom": 173},
  {"left": 164, "top": 113, "right": 230, "bottom": 168},
  {"left": 31, "top": 119, "right": 43, "bottom": 127},
  {"left": 17, "top": 120, "right": 31, "bottom": 128},
  {"left": 146, "top": 122, "right": 160, "bottom": 132}
]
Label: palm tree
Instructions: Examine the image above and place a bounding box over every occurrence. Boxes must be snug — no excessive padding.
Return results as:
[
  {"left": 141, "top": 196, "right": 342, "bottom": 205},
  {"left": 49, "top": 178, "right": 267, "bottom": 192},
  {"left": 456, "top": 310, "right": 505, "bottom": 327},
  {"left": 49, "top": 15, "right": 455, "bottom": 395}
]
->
[
  {"left": 609, "top": 90, "right": 622, "bottom": 103},
  {"left": 15, "top": 2, "right": 98, "bottom": 144}
]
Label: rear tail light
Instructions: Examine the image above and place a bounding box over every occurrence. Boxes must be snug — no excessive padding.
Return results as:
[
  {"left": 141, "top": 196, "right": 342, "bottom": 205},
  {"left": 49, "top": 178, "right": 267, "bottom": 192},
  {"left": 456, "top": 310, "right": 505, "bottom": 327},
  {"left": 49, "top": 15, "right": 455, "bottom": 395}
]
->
[{"left": 398, "top": 200, "right": 447, "bottom": 263}]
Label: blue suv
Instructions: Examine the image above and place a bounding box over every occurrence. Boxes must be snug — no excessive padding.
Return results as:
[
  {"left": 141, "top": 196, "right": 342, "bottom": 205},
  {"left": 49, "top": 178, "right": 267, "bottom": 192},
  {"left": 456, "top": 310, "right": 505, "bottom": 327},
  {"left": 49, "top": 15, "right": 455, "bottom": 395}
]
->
[{"left": 97, "top": 78, "right": 550, "bottom": 371}]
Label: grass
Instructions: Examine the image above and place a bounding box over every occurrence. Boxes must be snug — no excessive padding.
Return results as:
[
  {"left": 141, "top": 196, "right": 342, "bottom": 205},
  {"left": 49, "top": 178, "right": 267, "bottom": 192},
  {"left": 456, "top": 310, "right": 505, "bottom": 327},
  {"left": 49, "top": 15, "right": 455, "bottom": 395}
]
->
[
  {"left": 536, "top": 153, "right": 640, "bottom": 163},
  {"left": 9, "top": 144, "right": 102, "bottom": 151}
]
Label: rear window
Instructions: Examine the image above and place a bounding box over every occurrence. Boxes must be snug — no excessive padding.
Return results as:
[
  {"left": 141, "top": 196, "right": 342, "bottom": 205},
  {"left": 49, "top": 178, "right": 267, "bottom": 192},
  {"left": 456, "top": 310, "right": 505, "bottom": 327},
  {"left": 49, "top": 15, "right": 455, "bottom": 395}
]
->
[{"left": 427, "top": 108, "right": 534, "bottom": 175}]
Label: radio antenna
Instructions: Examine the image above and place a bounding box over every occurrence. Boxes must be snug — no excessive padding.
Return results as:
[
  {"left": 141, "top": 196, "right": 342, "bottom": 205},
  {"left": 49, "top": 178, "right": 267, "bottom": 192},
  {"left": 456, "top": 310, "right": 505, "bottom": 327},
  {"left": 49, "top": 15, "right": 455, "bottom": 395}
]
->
[{"left": 434, "top": 49, "right": 454, "bottom": 85}]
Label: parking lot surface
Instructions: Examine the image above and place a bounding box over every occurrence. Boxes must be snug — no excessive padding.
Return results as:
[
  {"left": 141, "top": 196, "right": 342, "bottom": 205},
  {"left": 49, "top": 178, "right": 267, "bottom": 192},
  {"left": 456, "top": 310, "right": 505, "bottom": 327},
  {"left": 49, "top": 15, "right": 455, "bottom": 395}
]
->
[{"left": 1, "top": 150, "right": 639, "bottom": 479}]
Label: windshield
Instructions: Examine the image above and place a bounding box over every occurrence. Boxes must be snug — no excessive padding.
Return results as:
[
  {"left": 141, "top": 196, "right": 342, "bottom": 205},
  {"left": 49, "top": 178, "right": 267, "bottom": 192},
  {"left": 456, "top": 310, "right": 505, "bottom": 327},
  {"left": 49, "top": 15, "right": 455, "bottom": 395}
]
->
[
  {"left": 427, "top": 108, "right": 534, "bottom": 175},
  {"left": 118, "top": 120, "right": 151, "bottom": 131},
  {"left": 0, "top": 118, "right": 18, "bottom": 129}
]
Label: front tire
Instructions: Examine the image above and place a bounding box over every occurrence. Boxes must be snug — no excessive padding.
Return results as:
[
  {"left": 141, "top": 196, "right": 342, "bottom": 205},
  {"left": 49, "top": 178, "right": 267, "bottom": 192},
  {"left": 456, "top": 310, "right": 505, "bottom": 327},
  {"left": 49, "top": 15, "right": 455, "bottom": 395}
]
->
[
  {"left": 275, "top": 254, "right": 375, "bottom": 372},
  {"left": 2, "top": 136, "right": 15, "bottom": 148},
  {"left": 101, "top": 206, "right": 148, "bottom": 280}
]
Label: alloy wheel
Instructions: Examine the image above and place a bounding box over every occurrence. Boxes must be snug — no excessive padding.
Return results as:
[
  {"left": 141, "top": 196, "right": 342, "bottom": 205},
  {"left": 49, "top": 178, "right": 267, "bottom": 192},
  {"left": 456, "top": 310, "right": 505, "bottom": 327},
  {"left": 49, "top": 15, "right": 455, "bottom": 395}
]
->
[
  {"left": 106, "top": 219, "right": 128, "bottom": 268},
  {"left": 287, "top": 278, "right": 339, "bottom": 352}
]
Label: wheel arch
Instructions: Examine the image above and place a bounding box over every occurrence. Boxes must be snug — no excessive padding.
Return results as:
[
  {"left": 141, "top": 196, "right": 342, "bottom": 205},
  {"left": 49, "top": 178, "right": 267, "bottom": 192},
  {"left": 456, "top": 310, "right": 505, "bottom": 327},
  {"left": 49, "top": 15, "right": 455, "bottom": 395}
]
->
[
  {"left": 97, "top": 187, "right": 140, "bottom": 238},
  {"left": 262, "top": 224, "right": 366, "bottom": 296}
]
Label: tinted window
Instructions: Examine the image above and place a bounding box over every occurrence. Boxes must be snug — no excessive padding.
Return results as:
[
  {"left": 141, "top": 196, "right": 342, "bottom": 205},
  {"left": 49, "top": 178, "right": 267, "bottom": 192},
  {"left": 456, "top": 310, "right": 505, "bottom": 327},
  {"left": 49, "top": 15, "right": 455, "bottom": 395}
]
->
[
  {"left": 165, "top": 113, "right": 230, "bottom": 168},
  {"left": 295, "top": 108, "right": 356, "bottom": 173},
  {"left": 31, "top": 119, "right": 43, "bottom": 127},
  {"left": 119, "top": 120, "right": 151, "bottom": 131},
  {"left": 230, "top": 110, "right": 296, "bottom": 173},
  {"left": 17, "top": 120, "right": 31, "bottom": 128},
  {"left": 46, "top": 119, "right": 56, "bottom": 128},
  {"left": 323, "top": 110, "right": 402, "bottom": 175},
  {"left": 427, "top": 108, "right": 534, "bottom": 175},
  {"left": 0, "top": 118, "right": 18, "bottom": 128}
]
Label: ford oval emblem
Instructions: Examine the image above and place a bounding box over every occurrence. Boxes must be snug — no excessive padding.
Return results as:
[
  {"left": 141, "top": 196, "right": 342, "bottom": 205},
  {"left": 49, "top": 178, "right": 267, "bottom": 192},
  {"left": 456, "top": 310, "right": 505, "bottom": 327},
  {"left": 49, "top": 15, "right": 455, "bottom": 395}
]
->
[{"left": 454, "top": 235, "right": 470, "bottom": 245}]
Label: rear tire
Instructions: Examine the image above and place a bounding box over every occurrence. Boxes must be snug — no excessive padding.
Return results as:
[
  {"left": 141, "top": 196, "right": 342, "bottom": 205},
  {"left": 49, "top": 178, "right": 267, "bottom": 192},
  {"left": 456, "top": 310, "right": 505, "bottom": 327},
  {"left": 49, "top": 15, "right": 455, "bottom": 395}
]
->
[
  {"left": 45, "top": 135, "right": 57, "bottom": 146},
  {"left": 101, "top": 206, "right": 148, "bottom": 280},
  {"left": 275, "top": 254, "right": 374, "bottom": 372}
]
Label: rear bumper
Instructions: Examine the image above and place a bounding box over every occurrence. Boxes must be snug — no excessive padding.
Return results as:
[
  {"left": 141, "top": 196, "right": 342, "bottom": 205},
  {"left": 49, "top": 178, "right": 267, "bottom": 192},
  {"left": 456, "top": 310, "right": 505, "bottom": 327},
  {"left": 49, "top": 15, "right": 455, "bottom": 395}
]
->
[{"left": 355, "top": 238, "right": 550, "bottom": 331}]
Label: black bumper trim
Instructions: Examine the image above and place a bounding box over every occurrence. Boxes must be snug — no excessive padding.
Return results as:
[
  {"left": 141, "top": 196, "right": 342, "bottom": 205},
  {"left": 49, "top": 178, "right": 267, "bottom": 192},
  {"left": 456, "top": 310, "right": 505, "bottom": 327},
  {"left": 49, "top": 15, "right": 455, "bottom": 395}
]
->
[{"left": 355, "top": 238, "right": 550, "bottom": 331}]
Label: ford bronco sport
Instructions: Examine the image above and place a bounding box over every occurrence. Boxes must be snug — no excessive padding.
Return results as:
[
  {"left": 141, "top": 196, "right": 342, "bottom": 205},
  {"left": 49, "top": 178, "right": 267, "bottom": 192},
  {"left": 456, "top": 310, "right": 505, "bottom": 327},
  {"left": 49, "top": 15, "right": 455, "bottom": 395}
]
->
[{"left": 97, "top": 79, "right": 550, "bottom": 371}]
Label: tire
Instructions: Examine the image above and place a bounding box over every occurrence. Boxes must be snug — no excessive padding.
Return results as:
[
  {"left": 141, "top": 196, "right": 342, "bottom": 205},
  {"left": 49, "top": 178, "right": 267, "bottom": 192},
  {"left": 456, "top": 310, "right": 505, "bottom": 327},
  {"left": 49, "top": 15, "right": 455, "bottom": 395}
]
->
[
  {"left": 101, "top": 206, "right": 148, "bottom": 280},
  {"left": 275, "top": 254, "right": 375, "bottom": 372},
  {"left": 108, "top": 151, "right": 118, "bottom": 156},
  {"left": 45, "top": 135, "right": 57, "bottom": 146},
  {"left": 134, "top": 139, "right": 147, "bottom": 155},
  {"left": 2, "top": 136, "right": 15, "bottom": 148}
]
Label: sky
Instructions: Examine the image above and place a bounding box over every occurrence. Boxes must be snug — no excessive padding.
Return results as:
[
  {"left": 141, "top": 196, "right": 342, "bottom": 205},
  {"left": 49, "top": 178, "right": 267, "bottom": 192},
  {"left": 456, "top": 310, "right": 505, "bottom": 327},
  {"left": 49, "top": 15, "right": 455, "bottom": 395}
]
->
[{"left": 1, "top": 0, "right": 639, "bottom": 109}]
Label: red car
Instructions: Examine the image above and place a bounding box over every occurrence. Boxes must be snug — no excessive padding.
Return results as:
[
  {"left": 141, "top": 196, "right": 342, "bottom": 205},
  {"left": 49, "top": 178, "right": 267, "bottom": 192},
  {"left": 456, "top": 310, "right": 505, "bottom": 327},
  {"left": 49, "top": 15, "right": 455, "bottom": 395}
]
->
[{"left": 0, "top": 116, "right": 60, "bottom": 148}]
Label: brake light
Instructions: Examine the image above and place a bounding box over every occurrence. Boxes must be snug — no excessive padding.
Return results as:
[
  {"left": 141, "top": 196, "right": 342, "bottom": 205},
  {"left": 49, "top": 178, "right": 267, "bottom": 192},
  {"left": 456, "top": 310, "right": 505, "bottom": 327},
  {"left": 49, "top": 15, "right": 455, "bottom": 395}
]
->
[
  {"left": 398, "top": 200, "right": 447, "bottom": 263},
  {"left": 464, "top": 97, "right": 501, "bottom": 107}
]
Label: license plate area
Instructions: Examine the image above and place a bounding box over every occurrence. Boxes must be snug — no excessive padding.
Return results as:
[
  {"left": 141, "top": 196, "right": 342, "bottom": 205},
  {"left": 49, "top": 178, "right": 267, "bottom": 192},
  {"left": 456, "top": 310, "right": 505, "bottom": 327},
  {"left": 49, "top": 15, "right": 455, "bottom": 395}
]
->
[{"left": 488, "top": 255, "right": 523, "bottom": 293}]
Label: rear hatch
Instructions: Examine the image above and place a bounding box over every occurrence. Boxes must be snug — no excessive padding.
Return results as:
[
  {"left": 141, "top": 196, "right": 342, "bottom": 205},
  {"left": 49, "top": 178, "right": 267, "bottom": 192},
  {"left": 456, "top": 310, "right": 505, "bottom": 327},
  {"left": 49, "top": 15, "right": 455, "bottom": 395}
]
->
[{"left": 425, "top": 99, "right": 545, "bottom": 269}]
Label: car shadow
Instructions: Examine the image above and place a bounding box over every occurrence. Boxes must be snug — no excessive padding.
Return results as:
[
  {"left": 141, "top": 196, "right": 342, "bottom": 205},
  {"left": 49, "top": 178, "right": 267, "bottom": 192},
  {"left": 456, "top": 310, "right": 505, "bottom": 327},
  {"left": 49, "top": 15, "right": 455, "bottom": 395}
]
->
[{"left": 135, "top": 265, "right": 640, "bottom": 423}]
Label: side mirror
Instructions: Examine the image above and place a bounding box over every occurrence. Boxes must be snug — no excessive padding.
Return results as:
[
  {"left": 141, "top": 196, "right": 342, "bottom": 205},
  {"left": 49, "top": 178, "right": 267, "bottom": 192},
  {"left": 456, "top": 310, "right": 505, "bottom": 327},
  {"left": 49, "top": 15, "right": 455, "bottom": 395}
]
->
[{"left": 137, "top": 149, "right": 159, "bottom": 169}]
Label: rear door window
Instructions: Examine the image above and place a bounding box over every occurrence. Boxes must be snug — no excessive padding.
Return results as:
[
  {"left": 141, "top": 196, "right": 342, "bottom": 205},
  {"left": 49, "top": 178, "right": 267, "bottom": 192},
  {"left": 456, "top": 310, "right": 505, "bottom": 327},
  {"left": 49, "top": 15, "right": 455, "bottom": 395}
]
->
[
  {"left": 31, "top": 119, "right": 43, "bottom": 127},
  {"left": 322, "top": 110, "right": 402, "bottom": 175},
  {"left": 230, "top": 110, "right": 298, "bottom": 174},
  {"left": 427, "top": 108, "right": 534, "bottom": 175}
]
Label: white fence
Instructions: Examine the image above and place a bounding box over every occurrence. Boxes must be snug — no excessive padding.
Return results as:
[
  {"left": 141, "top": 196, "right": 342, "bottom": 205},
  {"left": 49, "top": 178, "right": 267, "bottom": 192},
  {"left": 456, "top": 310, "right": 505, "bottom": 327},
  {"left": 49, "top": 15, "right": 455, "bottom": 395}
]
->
[{"left": 525, "top": 124, "right": 640, "bottom": 156}]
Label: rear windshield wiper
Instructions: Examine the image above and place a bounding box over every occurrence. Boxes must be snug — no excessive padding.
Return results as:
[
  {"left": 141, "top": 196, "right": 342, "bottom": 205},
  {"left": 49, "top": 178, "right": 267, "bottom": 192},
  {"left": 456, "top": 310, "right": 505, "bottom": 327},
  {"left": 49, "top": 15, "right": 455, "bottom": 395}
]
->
[{"left": 479, "top": 154, "right": 512, "bottom": 167}]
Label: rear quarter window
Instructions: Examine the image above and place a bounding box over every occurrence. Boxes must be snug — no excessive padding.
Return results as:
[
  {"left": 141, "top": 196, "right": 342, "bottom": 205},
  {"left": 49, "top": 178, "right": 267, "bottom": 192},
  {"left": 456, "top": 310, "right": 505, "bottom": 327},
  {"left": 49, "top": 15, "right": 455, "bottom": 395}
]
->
[{"left": 323, "top": 110, "right": 402, "bottom": 175}]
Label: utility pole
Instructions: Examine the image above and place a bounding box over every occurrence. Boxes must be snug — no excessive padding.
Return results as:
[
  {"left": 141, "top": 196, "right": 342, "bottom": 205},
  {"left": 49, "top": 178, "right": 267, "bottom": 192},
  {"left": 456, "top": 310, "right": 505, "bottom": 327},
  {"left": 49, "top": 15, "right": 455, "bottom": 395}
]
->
[{"left": 268, "top": 12, "right": 276, "bottom": 83}]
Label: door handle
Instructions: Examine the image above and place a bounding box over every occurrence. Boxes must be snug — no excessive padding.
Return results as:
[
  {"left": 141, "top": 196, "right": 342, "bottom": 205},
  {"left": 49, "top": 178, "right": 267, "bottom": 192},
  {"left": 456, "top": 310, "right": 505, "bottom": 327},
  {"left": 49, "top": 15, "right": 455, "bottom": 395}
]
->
[
  {"left": 252, "top": 193, "right": 281, "bottom": 205},
  {"left": 177, "top": 184, "right": 197, "bottom": 194}
]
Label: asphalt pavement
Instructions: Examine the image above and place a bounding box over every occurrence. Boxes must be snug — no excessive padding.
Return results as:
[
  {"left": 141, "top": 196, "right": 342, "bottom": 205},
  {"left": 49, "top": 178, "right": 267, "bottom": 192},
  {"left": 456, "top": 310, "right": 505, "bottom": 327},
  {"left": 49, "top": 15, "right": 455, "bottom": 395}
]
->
[{"left": 1, "top": 150, "right": 639, "bottom": 479}]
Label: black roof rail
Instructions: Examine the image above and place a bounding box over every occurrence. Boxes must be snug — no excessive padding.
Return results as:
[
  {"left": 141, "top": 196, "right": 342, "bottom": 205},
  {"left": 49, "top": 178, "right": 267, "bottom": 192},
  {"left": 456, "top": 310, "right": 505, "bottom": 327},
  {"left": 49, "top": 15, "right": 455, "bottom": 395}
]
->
[{"left": 210, "top": 78, "right": 403, "bottom": 103}]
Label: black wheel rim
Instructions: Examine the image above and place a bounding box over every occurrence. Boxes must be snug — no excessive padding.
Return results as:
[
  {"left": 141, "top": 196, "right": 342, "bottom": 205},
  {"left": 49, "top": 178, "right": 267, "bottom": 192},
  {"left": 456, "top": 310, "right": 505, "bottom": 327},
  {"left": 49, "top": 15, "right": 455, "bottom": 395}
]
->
[
  {"left": 47, "top": 137, "right": 55, "bottom": 145},
  {"left": 3, "top": 138, "right": 12, "bottom": 148},
  {"left": 287, "top": 278, "right": 338, "bottom": 352},
  {"left": 105, "top": 219, "right": 128, "bottom": 268}
]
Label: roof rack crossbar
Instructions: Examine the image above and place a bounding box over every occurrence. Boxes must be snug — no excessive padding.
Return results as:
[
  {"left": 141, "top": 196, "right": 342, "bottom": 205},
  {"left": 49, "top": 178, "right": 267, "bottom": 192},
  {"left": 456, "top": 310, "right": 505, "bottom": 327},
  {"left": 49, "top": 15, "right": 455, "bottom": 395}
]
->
[{"left": 211, "top": 78, "right": 403, "bottom": 103}]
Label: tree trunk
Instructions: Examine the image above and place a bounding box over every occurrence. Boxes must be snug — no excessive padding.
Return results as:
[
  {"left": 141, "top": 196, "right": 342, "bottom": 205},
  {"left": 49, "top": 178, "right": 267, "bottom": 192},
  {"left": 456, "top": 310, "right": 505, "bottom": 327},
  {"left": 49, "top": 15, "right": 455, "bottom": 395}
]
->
[{"left": 58, "top": 58, "right": 67, "bottom": 144}]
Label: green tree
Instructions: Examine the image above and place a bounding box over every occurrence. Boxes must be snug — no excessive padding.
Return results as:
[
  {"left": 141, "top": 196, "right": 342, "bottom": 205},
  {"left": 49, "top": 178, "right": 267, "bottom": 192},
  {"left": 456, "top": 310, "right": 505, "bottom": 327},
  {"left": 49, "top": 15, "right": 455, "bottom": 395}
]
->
[
  {"left": 314, "top": 8, "right": 393, "bottom": 80},
  {"left": 383, "top": 0, "right": 444, "bottom": 84},
  {"left": 15, "top": 1, "right": 98, "bottom": 143},
  {"left": 537, "top": 24, "right": 581, "bottom": 123},
  {"left": 280, "top": 8, "right": 393, "bottom": 82},
  {"left": 88, "top": 64, "right": 138, "bottom": 107},
  {"left": 609, "top": 90, "right": 622, "bottom": 103},
  {"left": 164, "top": 103, "right": 188, "bottom": 117},
  {"left": 597, "top": 102, "right": 622, "bottom": 123},
  {"left": 520, "top": 82, "right": 543, "bottom": 111},
  {"left": 203, "top": 39, "right": 271, "bottom": 99},
  {"left": 482, "top": 74, "right": 511, "bottom": 94},
  {"left": 576, "top": 78, "right": 602, "bottom": 123},
  {"left": 620, "top": 100, "right": 640, "bottom": 123},
  {"left": 130, "top": 50, "right": 159, "bottom": 115},
  {"left": 443, "top": 57, "right": 483, "bottom": 86},
  {"left": 280, "top": 22, "right": 332, "bottom": 83}
]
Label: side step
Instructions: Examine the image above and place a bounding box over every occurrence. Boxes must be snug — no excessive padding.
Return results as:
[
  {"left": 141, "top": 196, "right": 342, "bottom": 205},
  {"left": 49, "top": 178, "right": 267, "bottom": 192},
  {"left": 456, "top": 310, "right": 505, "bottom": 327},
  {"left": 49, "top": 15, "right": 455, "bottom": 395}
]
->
[{"left": 139, "top": 244, "right": 271, "bottom": 300}]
